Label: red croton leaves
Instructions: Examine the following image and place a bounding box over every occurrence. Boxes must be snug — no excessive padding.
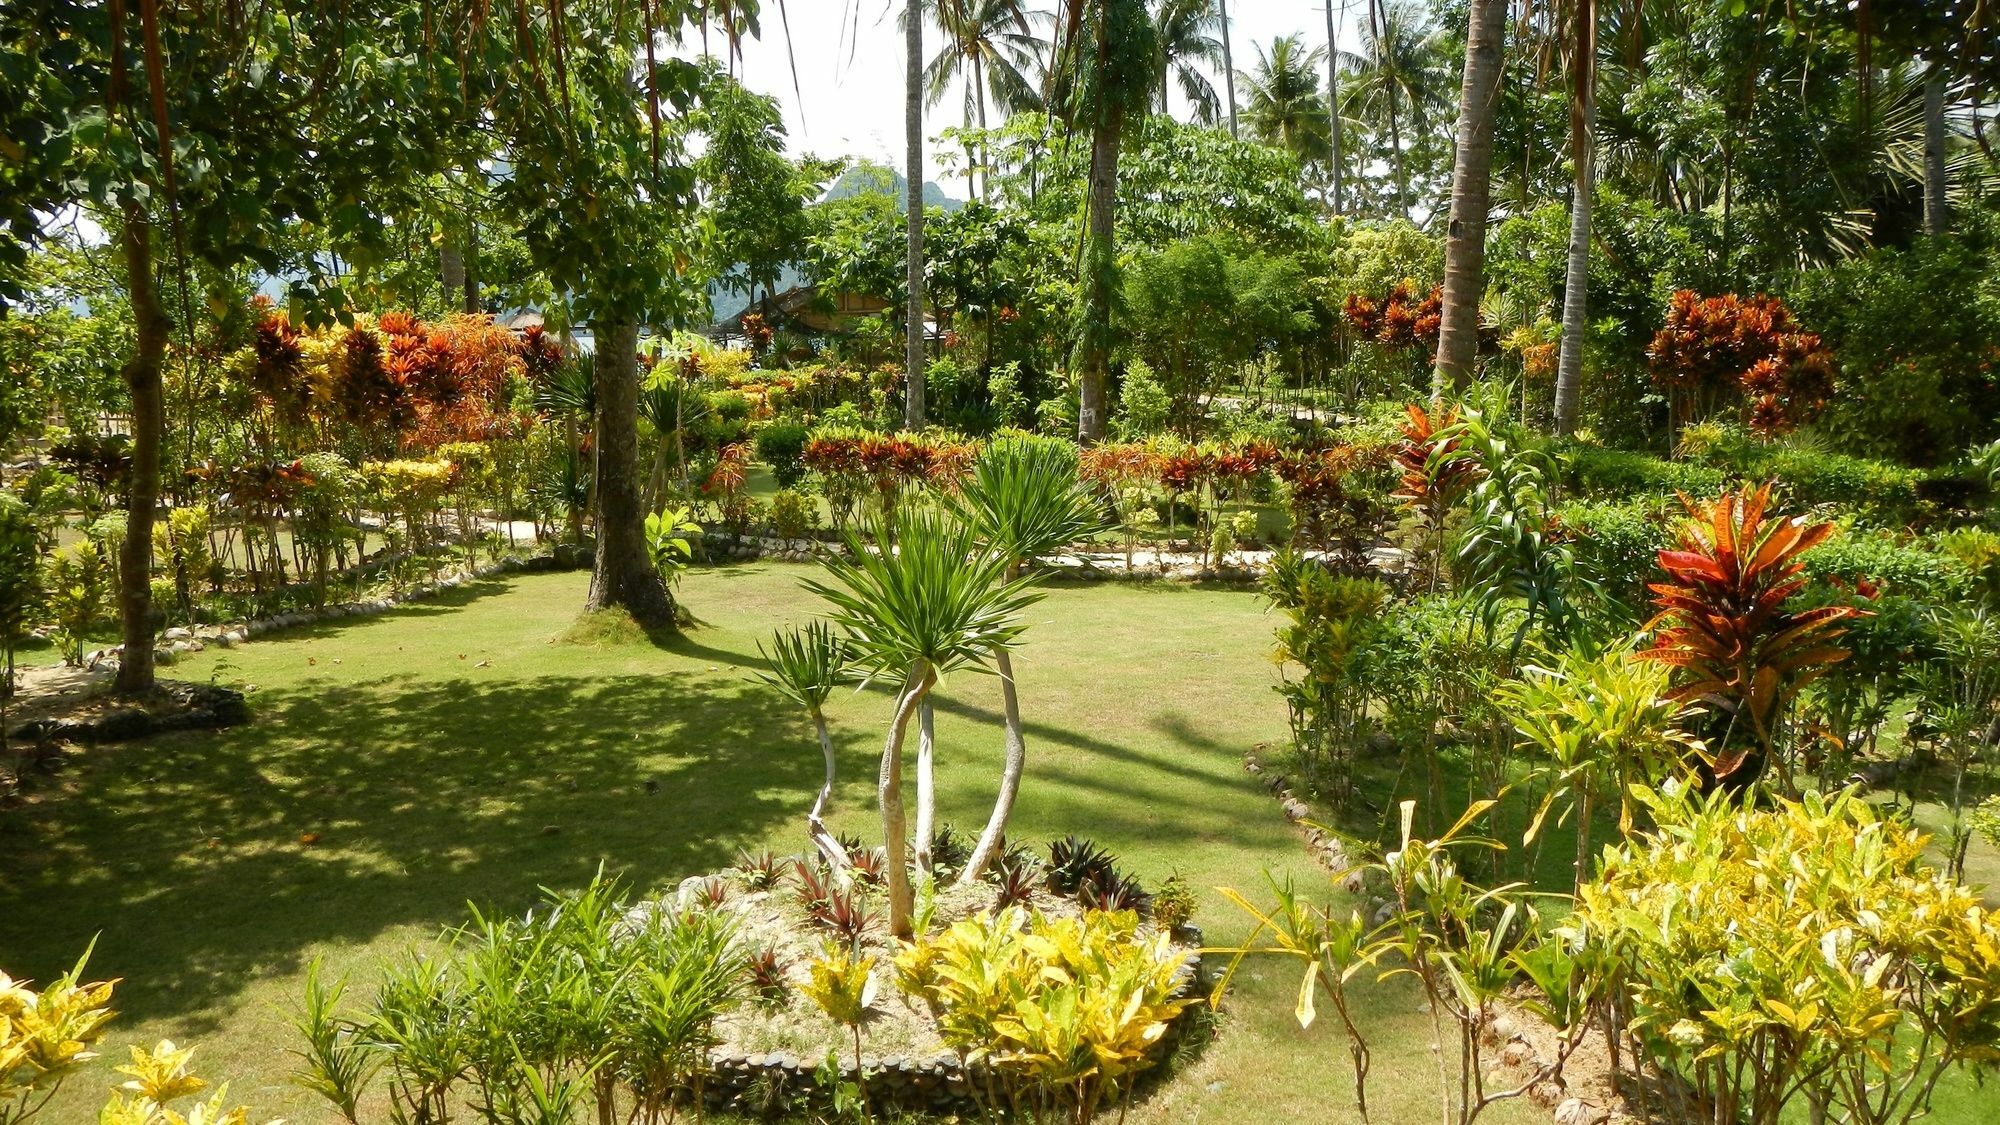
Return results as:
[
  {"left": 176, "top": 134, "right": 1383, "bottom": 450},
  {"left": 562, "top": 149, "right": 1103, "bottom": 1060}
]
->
[{"left": 1639, "top": 483, "right": 1863, "bottom": 782}]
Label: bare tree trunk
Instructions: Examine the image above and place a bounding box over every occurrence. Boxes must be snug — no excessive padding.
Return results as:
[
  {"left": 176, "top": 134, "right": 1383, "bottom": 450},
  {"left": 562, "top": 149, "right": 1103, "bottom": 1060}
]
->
[
  {"left": 958, "top": 647, "right": 1026, "bottom": 885},
  {"left": 1076, "top": 98, "right": 1123, "bottom": 444},
  {"left": 905, "top": 0, "right": 928, "bottom": 429},
  {"left": 440, "top": 241, "right": 466, "bottom": 312},
  {"left": 881, "top": 662, "right": 935, "bottom": 940},
  {"left": 807, "top": 709, "right": 850, "bottom": 872},
  {"left": 462, "top": 218, "right": 480, "bottom": 314},
  {"left": 1220, "top": 0, "right": 1238, "bottom": 137},
  {"left": 914, "top": 700, "right": 936, "bottom": 876},
  {"left": 1553, "top": 0, "right": 1595, "bottom": 435},
  {"left": 1434, "top": 0, "right": 1508, "bottom": 390},
  {"left": 1325, "top": 0, "right": 1343, "bottom": 215},
  {"left": 587, "top": 321, "right": 676, "bottom": 629},
  {"left": 1924, "top": 62, "right": 1949, "bottom": 236},
  {"left": 116, "top": 202, "right": 166, "bottom": 695}
]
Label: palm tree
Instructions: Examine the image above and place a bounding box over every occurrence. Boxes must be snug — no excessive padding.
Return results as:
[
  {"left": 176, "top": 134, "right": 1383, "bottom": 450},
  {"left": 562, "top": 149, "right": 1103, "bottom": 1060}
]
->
[
  {"left": 1324, "top": 0, "right": 1345, "bottom": 213},
  {"left": 1218, "top": 0, "right": 1239, "bottom": 135},
  {"left": 1153, "top": 0, "right": 1224, "bottom": 121},
  {"left": 1553, "top": 0, "right": 1597, "bottom": 435},
  {"left": 925, "top": 0, "right": 1043, "bottom": 200},
  {"left": 1341, "top": 0, "right": 1451, "bottom": 214},
  {"left": 1070, "top": 0, "right": 1159, "bottom": 443},
  {"left": 804, "top": 508, "right": 1040, "bottom": 938},
  {"left": 905, "top": 0, "right": 927, "bottom": 429},
  {"left": 1241, "top": 35, "right": 1333, "bottom": 171},
  {"left": 1433, "top": 0, "right": 1509, "bottom": 389},
  {"left": 945, "top": 436, "right": 1103, "bottom": 885},
  {"left": 757, "top": 622, "right": 854, "bottom": 872}
]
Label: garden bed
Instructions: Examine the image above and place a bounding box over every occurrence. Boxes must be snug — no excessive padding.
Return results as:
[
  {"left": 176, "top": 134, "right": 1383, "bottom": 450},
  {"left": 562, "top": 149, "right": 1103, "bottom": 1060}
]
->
[{"left": 637, "top": 859, "right": 1208, "bottom": 1118}]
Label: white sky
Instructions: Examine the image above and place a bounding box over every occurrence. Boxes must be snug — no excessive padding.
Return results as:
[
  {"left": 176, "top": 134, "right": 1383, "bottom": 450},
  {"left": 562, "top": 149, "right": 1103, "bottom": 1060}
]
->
[{"left": 717, "top": 0, "right": 1369, "bottom": 197}]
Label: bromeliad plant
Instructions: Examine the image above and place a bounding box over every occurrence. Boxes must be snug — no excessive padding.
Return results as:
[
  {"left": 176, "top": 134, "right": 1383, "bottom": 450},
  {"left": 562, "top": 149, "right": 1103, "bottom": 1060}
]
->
[
  {"left": 803, "top": 507, "right": 1040, "bottom": 939},
  {"left": 1569, "top": 783, "right": 2000, "bottom": 1125},
  {"left": 1639, "top": 483, "right": 1861, "bottom": 789},
  {"left": 893, "top": 907, "right": 1194, "bottom": 1125}
]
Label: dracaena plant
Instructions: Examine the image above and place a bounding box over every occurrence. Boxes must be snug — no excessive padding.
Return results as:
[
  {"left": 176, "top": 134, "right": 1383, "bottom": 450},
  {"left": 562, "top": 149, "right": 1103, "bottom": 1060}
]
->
[
  {"left": 757, "top": 621, "right": 855, "bottom": 872},
  {"left": 1639, "top": 483, "right": 1861, "bottom": 790},
  {"left": 803, "top": 507, "right": 1041, "bottom": 939}
]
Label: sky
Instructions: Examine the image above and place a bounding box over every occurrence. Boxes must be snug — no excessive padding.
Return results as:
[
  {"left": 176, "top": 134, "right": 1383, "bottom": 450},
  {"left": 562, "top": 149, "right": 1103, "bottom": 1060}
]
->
[{"left": 716, "top": 1, "right": 1370, "bottom": 197}]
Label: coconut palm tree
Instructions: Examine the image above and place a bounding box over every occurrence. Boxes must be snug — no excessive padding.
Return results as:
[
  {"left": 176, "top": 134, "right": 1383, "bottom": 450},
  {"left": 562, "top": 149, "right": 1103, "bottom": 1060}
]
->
[
  {"left": 1553, "top": 0, "right": 1597, "bottom": 436},
  {"left": 1434, "top": 0, "right": 1509, "bottom": 389},
  {"left": 757, "top": 622, "right": 854, "bottom": 872},
  {"left": 905, "top": 0, "right": 927, "bottom": 430},
  {"left": 1241, "top": 35, "right": 1334, "bottom": 172},
  {"left": 1218, "top": 0, "right": 1239, "bottom": 135},
  {"left": 925, "top": 0, "right": 1043, "bottom": 200},
  {"left": 1153, "top": 0, "right": 1225, "bottom": 121},
  {"left": 1341, "top": 0, "right": 1451, "bottom": 215},
  {"left": 944, "top": 436, "right": 1103, "bottom": 885},
  {"left": 804, "top": 507, "right": 1039, "bottom": 938}
]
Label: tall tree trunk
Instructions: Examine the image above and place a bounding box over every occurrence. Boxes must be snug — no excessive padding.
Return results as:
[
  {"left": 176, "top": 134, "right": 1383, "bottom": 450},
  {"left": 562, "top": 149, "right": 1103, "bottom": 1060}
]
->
[
  {"left": 974, "top": 55, "right": 991, "bottom": 203},
  {"left": 958, "top": 646, "right": 1026, "bottom": 885},
  {"left": 881, "top": 662, "right": 935, "bottom": 940},
  {"left": 905, "top": 0, "right": 928, "bottom": 429},
  {"left": 1220, "top": 0, "right": 1239, "bottom": 137},
  {"left": 586, "top": 321, "right": 676, "bottom": 628},
  {"left": 1075, "top": 103, "right": 1123, "bottom": 443},
  {"left": 440, "top": 241, "right": 466, "bottom": 312},
  {"left": 462, "top": 218, "right": 480, "bottom": 314},
  {"left": 1553, "top": 0, "right": 1595, "bottom": 436},
  {"left": 115, "top": 202, "right": 166, "bottom": 695},
  {"left": 806, "top": 708, "right": 849, "bottom": 872},
  {"left": 1924, "top": 62, "right": 1949, "bottom": 236},
  {"left": 1325, "top": 0, "right": 1343, "bottom": 215},
  {"left": 914, "top": 700, "right": 936, "bottom": 876},
  {"left": 1434, "top": 0, "right": 1508, "bottom": 390}
]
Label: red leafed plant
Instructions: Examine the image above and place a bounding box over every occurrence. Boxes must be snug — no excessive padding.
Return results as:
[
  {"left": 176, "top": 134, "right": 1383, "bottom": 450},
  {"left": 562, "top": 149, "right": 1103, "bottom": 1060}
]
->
[
  {"left": 1646, "top": 290, "right": 1836, "bottom": 436},
  {"left": 1342, "top": 281, "right": 1443, "bottom": 351},
  {"left": 1639, "top": 483, "right": 1862, "bottom": 786}
]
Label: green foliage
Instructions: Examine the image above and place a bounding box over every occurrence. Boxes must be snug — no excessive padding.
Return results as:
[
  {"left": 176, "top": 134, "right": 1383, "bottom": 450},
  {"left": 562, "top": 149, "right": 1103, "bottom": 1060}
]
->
[
  {"left": 754, "top": 419, "right": 812, "bottom": 489},
  {"left": 313, "top": 874, "right": 741, "bottom": 1125},
  {"left": 1, "top": 946, "right": 117, "bottom": 1124},
  {"left": 945, "top": 434, "right": 1100, "bottom": 572},
  {"left": 755, "top": 621, "right": 850, "bottom": 717},
  {"left": 43, "top": 539, "right": 107, "bottom": 666},
  {"left": 1789, "top": 221, "right": 2000, "bottom": 464},
  {"left": 1550, "top": 498, "right": 1672, "bottom": 628},
  {"left": 1112, "top": 360, "right": 1171, "bottom": 439},
  {"left": 0, "top": 494, "right": 44, "bottom": 686},
  {"left": 768, "top": 489, "right": 817, "bottom": 541},
  {"left": 1560, "top": 443, "right": 1727, "bottom": 500},
  {"left": 1263, "top": 551, "right": 1390, "bottom": 803},
  {"left": 1571, "top": 785, "right": 2000, "bottom": 1125},
  {"left": 643, "top": 507, "right": 702, "bottom": 586}
]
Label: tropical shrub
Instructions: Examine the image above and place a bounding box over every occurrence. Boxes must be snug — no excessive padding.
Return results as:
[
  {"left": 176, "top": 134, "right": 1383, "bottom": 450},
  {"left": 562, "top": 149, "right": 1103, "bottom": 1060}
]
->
[
  {"left": 1647, "top": 290, "right": 1835, "bottom": 436},
  {"left": 1570, "top": 784, "right": 2000, "bottom": 1125},
  {"left": 301, "top": 875, "right": 742, "bottom": 1125},
  {"left": 1549, "top": 498, "right": 1671, "bottom": 627},
  {"left": 0, "top": 495, "right": 43, "bottom": 701},
  {"left": 1640, "top": 484, "right": 1860, "bottom": 788},
  {"left": 43, "top": 539, "right": 107, "bottom": 666},
  {"left": 893, "top": 906, "right": 1193, "bottom": 1124},
  {"left": 2, "top": 949, "right": 116, "bottom": 1123},
  {"left": 643, "top": 507, "right": 702, "bottom": 585},
  {"left": 768, "top": 489, "right": 817, "bottom": 541},
  {"left": 1263, "top": 551, "right": 1390, "bottom": 804},
  {"left": 755, "top": 418, "right": 812, "bottom": 489}
]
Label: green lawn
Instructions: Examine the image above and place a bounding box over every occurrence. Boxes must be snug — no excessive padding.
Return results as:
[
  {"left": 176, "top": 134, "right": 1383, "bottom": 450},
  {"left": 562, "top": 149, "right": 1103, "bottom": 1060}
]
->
[{"left": 2, "top": 562, "right": 1541, "bottom": 1124}]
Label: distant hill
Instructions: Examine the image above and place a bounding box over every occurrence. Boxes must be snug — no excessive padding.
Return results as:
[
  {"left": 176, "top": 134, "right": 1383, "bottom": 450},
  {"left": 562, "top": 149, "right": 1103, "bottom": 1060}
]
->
[{"left": 822, "top": 162, "right": 963, "bottom": 212}]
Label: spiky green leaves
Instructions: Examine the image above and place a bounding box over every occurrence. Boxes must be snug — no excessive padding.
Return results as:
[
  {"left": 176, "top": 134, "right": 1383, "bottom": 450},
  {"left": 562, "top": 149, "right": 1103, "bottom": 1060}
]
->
[{"left": 943, "top": 434, "right": 1102, "bottom": 572}]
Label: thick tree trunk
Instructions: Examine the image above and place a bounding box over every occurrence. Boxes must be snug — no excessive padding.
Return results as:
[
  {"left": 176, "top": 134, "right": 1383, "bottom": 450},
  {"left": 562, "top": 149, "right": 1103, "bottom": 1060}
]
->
[
  {"left": 1220, "top": 0, "right": 1238, "bottom": 137},
  {"left": 1076, "top": 106, "right": 1123, "bottom": 444},
  {"left": 1325, "top": 0, "right": 1343, "bottom": 215},
  {"left": 905, "top": 0, "right": 928, "bottom": 429},
  {"left": 116, "top": 202, "right": 167, "bottom": 695},
  {"left": 958, "top": 646, "right": 1027, "bottom": 885},
  {"left": 914, "top": 700, "right": 936, "bottom": 875},
  {"left": 807, "top": 710, "right": 849, "bottom": 872},
  {"left": 1553, "top": 0, "right": 1595, "bottom": 436},
  {"left": 881, "top": 661, "right": 935, "bottom": 940},
  {"left": 1434, "top": 0, "right": 1508, "bottom": 390},
  {"left": 586, "top": 321, "right": 676, "bottom": 628},
  {"left": 1924, "top": 63, "right": 1948, "bottom": 237}
]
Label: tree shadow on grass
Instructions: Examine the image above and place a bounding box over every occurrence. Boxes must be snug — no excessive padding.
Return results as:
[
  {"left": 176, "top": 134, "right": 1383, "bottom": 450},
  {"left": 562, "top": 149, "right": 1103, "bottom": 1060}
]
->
[{"left": 0, "top": 667, "right": 817, "bottom": 1034}]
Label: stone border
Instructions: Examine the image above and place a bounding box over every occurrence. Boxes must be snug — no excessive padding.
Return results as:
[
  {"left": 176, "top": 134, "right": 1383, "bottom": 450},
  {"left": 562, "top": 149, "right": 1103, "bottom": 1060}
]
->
[{"left": 5, "top": 681, "right": 249, "bottom": 745}]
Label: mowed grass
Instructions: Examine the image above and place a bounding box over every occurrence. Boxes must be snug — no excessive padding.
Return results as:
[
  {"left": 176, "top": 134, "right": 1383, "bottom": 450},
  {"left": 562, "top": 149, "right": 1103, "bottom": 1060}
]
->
[{"left": 1, "top": 562, "right": 1545, "bottom": 1124}]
